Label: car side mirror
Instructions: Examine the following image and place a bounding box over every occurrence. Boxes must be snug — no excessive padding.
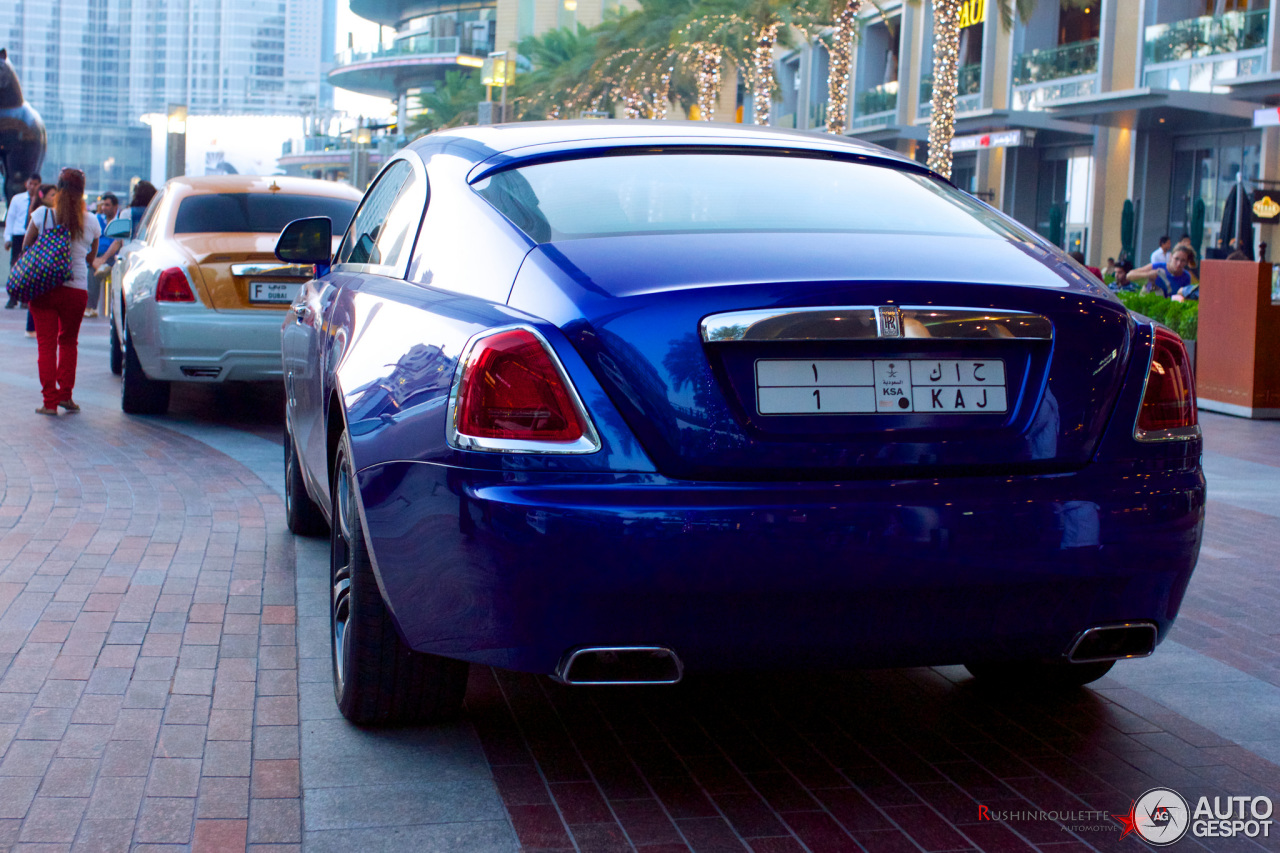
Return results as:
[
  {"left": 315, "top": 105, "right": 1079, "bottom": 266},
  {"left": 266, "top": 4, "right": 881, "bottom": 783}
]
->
[
  {"left": 276, "top": 217, "right": 333, "bottom": 268},
  {"left": 104, "top": 218, "right": 133, "bottom": 239}
]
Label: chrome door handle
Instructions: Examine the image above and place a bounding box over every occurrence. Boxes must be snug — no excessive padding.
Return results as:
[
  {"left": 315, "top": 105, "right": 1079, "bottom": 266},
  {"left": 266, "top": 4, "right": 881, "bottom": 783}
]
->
[{"left": 295, "top": 305, "right": 312, "bottom": 324}]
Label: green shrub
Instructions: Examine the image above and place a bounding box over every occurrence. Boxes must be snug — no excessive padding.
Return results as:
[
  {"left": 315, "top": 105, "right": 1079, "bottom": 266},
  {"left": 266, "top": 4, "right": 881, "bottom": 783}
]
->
[{"left": 1115, "top": 291, "right": 1198, "bottom": 341}]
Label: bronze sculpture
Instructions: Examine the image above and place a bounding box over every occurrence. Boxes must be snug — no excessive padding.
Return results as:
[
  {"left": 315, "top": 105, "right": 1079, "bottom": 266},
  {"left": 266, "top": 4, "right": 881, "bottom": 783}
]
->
[{"left": 0, "top": 48, "right": 46, "bottom": 202}]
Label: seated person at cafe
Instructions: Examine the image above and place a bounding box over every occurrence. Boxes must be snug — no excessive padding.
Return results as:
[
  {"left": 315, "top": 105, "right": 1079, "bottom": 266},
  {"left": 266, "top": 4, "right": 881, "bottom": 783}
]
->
[{"left": 1126, "top": 245, "right": 1194, "bottom": 298}]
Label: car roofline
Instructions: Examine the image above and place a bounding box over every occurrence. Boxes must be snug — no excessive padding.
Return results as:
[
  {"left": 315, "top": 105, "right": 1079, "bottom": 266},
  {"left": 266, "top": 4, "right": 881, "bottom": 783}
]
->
[{"left": 406, "top": 120, "right": 928, "bottom": 176}]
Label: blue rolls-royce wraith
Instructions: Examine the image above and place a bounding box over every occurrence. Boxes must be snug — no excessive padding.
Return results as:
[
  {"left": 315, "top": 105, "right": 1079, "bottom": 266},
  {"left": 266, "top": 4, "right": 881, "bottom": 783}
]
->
[{"left": 276, "top": 122, "right": 1203, "bottom": 725}]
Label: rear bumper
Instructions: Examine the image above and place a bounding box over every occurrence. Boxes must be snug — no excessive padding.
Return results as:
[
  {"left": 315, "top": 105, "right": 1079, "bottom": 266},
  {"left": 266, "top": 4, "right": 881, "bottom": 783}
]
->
[
  {"left": 130, "top": 304, "right": 285, "bottom": 382},
  {"left": 356, "top": 460, "right": 1205, "bottom": 675}
]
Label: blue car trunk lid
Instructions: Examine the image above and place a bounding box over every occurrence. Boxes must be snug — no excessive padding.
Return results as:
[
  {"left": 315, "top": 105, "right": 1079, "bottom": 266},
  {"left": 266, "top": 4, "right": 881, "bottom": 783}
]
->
[{"left": 508, "top": 232, "right": 1133, "bottom": 480}]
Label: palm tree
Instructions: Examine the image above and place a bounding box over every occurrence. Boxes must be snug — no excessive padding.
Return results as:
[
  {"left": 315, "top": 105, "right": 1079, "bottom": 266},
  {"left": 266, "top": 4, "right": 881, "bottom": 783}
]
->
[
  {"left": 810, "top": 0, "right": 862, "bottom": 134},
  {"left": 926, "top": 0, "right": 1034, "bottom": 177},
  {"left": 406, "top": 70, "right": 485, "bottom": 134},
  {"left": 684, "top": 0, "right": 813, "bottom": 125},
  {"left": 596, "top": 0, "right": 698, "bottom": 117},
  {"left": 512, "top": 24, "right": 602, "bottom": 119}
]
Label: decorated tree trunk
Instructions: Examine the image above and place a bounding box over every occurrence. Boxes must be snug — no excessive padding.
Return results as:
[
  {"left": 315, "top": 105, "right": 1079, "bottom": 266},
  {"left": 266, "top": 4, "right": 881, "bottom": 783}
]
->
[
  {"left": 825, "top": 0, "right": 861, "bottom": 135},
  {"left": 697, "top": 47, "right": 722, "bottom": 120},
  {"left": 752, "top": 24, "right": 780, "bottom": 125},
  {"left": 927, "top": 0, "right": 962, "bottom": 179}
]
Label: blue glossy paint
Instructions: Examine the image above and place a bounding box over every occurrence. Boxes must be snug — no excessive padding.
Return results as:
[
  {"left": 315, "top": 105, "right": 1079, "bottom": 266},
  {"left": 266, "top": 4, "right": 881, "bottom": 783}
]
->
[
  {"left": 286, "top": 121, "right": 1205, "bottom": 676},
  {"left": 356, "top": 458, "right": 1203, "bottom": 674}
]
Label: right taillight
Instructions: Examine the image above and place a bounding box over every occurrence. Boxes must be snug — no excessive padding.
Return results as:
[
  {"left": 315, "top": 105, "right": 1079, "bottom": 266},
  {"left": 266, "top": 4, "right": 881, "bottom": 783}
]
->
[
  {"left": 449, "top": 326, "right": 600, "bottom": 454},
  {"left": 1135, "top": 324, "right": 1198, "bottom": 436}
]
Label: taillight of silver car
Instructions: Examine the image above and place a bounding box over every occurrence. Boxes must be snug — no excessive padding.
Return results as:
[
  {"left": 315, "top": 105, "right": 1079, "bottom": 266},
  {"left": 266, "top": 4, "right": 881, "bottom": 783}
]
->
[
  {"left": 1134, "top": 324, "right": 1199, "bottom": 440},
  {"left": 155, "top": 268, "right": 196, "bottom": 303},
  {"left": 447, "top": 326, "right": 601, "bottom": 454}
]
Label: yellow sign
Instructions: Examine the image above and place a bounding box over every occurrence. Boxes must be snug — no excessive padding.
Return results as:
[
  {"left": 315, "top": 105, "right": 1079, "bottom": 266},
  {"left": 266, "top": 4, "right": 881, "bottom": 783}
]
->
[
  {"left": 959, "top": 0, "right": 985, "bottom": 28},
  {"left": 481, "top": 56, "right": 516, "bottom": 87},
  {"left": 1252, "top": 194, "right": 1280, "bottom": 221}
]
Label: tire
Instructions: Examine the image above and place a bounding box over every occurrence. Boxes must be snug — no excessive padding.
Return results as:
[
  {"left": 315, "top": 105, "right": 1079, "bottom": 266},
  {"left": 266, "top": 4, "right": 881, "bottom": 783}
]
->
[
  {"left": 964, "top": 659, "right": 1115, "bottom": 689},
  {"left": 284, "top": 428, "right": 327, "bottom": 537},
  {"left": 330, "top": 433, "right": 468, "bottom": 725},
  {"left": 109, "top": 317, "right": 123, "bottom": 376},
  {"left": 120, "top": 330, "right": 170, "bottom": 415}
]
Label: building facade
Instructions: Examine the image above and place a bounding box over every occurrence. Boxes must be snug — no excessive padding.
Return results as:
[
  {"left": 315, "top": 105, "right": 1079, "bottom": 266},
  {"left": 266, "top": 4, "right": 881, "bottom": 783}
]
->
[
  {"left": 326, "top": 0, "right": 622, "bottom": 128},
  {"left": 811, "top": 0, "right": 1280, "bottom": 265},
  {"left": 1, "top": 0, "right": 334, "bottom": 195}
]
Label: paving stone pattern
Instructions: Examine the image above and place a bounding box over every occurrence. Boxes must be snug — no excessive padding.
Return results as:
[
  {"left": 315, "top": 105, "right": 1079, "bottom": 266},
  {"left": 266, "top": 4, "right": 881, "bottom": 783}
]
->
[{"left": 0, "top": 320, "right": 301, "bottom": 851}]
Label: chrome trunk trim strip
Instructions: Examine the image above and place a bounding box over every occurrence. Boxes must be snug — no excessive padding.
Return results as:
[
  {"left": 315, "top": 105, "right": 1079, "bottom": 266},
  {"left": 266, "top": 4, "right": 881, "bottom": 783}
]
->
[
  {"left": 700, "top": 306, "right": 1054, "bottom": 342},
  {"left": 229, "top": 263, "right": 314, "bottom": 277}
]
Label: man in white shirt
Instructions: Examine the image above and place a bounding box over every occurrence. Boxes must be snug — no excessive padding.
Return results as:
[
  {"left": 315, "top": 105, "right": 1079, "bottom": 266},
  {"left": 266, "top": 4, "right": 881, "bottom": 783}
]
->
[
  {"left": 1149, "top": 235, "right": 1171, "bottom": 267},
  {"left": 4, "top": 172, "right": 42, "bottom": 308}
]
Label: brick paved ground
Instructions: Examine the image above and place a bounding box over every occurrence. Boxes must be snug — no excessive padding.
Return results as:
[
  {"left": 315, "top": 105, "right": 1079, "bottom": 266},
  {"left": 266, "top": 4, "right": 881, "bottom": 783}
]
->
[
  {"left": 0, "top": 316, "right": 301, "bottom": 851},
  {"left": 1, "top": 309, "right": 1279, "bottom": 853}
]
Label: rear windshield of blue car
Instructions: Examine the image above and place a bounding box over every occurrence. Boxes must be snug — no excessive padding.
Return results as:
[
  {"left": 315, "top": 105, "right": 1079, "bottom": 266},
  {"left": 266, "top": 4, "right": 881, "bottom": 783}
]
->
[
  {"left": 472, "top": 151, "right": 1028, "bottom": 244},
  {"left": 174, "top": 193, "right": 358, "bottom": 235}
]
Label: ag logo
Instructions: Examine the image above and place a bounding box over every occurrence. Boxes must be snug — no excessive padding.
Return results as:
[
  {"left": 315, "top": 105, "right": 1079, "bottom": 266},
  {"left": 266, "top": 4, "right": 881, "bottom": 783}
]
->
[{"left": 1121, "top": 788, "right": 1190, "bottom": 845}]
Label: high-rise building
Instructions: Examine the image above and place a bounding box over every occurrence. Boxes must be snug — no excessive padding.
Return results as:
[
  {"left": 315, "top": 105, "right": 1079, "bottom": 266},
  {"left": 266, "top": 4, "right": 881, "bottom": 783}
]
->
[{"left": 1, "top": 0, "right": 335, "bottom": 194}]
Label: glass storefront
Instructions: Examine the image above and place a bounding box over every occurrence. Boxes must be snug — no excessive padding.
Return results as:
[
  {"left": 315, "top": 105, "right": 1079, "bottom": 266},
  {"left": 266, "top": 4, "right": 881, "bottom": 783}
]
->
[
  {"left": 1166, "top": 131, "right": 1260, "bottom": 256},
  {"left": 1034, "top": 146, "right": 1093, "bottom": 252}
]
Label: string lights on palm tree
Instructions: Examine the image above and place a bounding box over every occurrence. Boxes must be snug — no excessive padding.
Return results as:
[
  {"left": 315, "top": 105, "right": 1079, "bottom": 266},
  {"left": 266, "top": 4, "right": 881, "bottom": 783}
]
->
[
  {"left": 821, "top": 0, "right": 861, "bottom": 135},
  {"left": 751, "top": 23, "right": 781, "bottom": 124},
  {"left": 696, "top": 44, "right": 723, "bottom": 119},
  {"left": 926, "top": 0, "right": 961, "bottom": 178}
]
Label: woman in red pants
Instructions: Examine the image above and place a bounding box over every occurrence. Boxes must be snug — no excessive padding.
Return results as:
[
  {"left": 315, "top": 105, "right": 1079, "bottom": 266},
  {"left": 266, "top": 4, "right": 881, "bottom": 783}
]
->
[{"left": 23, "top": 168, "right": 101, "bottom": 415}]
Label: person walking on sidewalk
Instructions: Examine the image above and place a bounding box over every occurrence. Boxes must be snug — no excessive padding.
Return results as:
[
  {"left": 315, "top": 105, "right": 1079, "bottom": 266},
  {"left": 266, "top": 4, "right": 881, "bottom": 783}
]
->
[
  {"left": 23, "top": 168, "right": 100, "bottom": 415},
  {"left": 96, "top": 180, "right": 156, "bottom": 270},
  {"left": 23, "top": 183, "right": 57, "bottom": 337},
  {"left": 3, "top": 172, "right": 41, "bottom": 309},
  {"left": 86, "top": 191, "right": 118, "bottom": 317}
]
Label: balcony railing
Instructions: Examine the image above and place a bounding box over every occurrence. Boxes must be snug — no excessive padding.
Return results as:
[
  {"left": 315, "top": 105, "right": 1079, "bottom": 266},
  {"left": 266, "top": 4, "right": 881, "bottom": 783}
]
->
[
  {"left": 1014, "top": 39, "right": 1099, "bottom": 86},
  {"left": 1144, "top": 9, "right": 1269, "bottom": 64},
  {"left": 855, "top": 80, "right": 899, "bottom": 116},
  {"left": 334, "top": 32, "right": 495, "bottom": 67},
  {"left": 919, "top": 63, "right": 982, "bottom": 104}
]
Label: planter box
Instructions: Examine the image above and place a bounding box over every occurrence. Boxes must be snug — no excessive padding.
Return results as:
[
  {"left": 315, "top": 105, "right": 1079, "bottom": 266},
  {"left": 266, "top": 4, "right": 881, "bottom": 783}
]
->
[{"left": 1195, "top": 260, "right": 1280, "bottom": 418}]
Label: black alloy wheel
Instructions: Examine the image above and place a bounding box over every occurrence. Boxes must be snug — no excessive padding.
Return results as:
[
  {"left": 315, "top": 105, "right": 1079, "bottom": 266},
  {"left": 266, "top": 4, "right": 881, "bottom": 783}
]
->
[
  {"left": 329, "top": 433, "right": 468, "bottom": 725},
  {"left": 120, "top": 330, "right": 170, "bottom": 415},
  {"left": 284, "top": 428, "right": 327, "bottom": 537}
]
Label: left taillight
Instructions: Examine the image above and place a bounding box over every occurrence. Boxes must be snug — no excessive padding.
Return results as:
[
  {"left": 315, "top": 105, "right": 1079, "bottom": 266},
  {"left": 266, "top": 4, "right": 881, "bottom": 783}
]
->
[
  {"left": 448, "top": 326, "right": 600, "bottom": 454},
  {"left": 1135, "top": 324, "right": 1198, "bottom": 438},
  {"left": 155, "top": 267, "right": 196, "bottom": 303}
]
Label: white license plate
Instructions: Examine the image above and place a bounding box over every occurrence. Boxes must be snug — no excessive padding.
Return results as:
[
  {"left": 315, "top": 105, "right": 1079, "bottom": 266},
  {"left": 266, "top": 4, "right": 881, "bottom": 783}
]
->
[
  {"left": 756, "top": 358, "right": 1007, "bottom": 415},
  {"left": 249, "top": 281, "right": 302, "bottom": 304}
]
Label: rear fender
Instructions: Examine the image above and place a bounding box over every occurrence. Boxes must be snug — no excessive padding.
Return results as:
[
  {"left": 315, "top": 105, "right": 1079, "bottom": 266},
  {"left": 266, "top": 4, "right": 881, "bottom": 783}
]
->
[{"left": 328, "top": 278, "right": 655, "bottom": 480}]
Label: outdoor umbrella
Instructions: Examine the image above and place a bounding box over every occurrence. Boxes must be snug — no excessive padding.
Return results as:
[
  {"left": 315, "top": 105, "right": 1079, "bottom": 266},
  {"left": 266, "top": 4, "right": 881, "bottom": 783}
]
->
[{"left": 1219, "top": 185, "right": 1254, "bottom": 259}]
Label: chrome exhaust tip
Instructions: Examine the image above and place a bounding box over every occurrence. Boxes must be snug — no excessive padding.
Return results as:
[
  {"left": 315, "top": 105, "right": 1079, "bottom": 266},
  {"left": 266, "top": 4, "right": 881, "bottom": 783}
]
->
[
  {"left": 554, "top": 646, "right": 684, "bottom": 686},
  {"left": 1067, "top": 622, "right": 1158, "bottom": 663}
]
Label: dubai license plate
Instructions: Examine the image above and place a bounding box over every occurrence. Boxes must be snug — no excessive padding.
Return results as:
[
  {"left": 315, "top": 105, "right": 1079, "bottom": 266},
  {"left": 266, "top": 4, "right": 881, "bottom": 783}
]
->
[
  {"left": 249, "top": 281, "right": 301, "bottom": 304},
  {"left": 755, "top": 358, "right": 1007, "bottom": 415}
]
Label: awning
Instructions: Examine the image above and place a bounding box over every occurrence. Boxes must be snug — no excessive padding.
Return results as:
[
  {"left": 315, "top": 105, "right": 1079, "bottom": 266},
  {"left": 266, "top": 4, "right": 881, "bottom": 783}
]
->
[
  {"left": 1217, "top": 70, "right": 1280, "bottom": 105},
  {"left": 1041, "top": 87, "right": 1259, "bottom": 130},
  {"left": 848, "top": 107, "right": 1093, "bottom": 145},
  {"left": 846, "top": 123, "right": 929, "bottom": 144}
]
